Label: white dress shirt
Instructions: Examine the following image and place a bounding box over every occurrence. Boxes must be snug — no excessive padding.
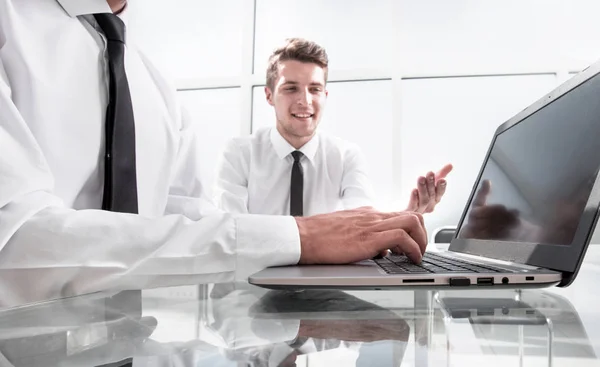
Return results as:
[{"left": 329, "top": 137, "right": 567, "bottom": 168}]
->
[
  {"left": 0, "top": 0, "right": 300, "bottom": 308},
  {"left": 215, "top": 127, "right": 375, "bottom": 216}
]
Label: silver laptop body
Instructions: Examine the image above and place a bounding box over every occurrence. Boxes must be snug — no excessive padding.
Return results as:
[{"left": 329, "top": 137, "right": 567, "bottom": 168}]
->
[{"left": 249, "top": 60, "right": 600, "bottom": 290}]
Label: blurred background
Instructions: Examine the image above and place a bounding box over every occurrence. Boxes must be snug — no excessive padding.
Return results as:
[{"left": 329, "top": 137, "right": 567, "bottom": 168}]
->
[{"left": 127, "top": 0, "right": 600, "bottom": 240}]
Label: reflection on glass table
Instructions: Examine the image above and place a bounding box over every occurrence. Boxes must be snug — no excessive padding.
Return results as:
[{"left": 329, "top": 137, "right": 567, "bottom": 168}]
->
[
  {"left": 435, "top": 289, "right": 596, "bottom": 366},
  {"left": 0, "top": 285, "right": 431, "bottom": 367},
  {"left": 243, "top": 289, "right": 412, "bottom": 366},
  {"left": 0, "top": 274, "right": 600, "bottom": 366}
]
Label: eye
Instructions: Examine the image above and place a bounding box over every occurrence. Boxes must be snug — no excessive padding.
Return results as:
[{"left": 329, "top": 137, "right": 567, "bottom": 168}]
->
[
  {"left": 311, "top": 87, "right": 323, "bottom": 93},
  {"left": 285, "top": 86, "right": 297, "bottom": 92}
]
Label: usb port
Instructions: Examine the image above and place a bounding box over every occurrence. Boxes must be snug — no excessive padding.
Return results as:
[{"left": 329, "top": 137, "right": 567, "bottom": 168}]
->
[
  {"left": 477, "top": 309, "right": 494, "bottom": 316},
  {"left": 477, "top": 277, "right": 494, "bottom": 285}
]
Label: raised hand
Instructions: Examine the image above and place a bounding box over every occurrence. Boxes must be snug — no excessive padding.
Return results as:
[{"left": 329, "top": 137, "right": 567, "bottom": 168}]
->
[{"left": 406, "top": 163, "right": 453, "bottom": 214}]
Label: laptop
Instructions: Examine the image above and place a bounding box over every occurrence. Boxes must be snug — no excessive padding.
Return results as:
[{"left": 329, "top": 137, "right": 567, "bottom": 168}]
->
[{"left": 249, "top": 60, "right": 600, "bottom": 290}]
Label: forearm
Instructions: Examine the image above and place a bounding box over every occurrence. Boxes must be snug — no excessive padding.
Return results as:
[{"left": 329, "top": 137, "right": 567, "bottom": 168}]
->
[{"left": 0, "top": 192, "right": 300, "bottom": 307}]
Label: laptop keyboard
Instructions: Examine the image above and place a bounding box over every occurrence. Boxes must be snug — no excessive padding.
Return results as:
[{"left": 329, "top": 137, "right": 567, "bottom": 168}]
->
[{"left": 374, "top": 252, "right": 510, "bottom": 274}]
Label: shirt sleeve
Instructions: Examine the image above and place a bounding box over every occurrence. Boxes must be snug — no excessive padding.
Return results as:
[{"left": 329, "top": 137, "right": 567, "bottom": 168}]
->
[
  {"left": 0, "top": 57, "right": 300, "bottom": 308},
  {"left": 213, "top": 138, "right": 251, "bottom": 214},
  {"left": 340, "top": 143, "right": 376, "bottom": 209}
]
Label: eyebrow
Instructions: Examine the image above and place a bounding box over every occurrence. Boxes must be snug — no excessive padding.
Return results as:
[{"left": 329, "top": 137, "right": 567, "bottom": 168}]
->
[{"left": 280, "top": 81, "right": 325, "bottom": 87}]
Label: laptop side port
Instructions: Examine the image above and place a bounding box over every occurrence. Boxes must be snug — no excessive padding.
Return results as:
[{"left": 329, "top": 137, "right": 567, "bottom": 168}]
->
[
  {"left": 477, "top": 308, "right": 494, "bottom": 316},
  {"left": 402, "top": 279, "right": 435, "bottom": 283},
  {"left": 477, "top": 277, "right": 494, "bottom": 285}
]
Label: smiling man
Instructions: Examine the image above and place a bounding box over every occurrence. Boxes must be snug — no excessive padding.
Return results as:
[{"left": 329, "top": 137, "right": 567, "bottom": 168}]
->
[
  {"left": 215, "top": 38, "right": 452, "bottom": 217},
  {"left": 0, "top": 0, "right": 435, "bottom": 308}
]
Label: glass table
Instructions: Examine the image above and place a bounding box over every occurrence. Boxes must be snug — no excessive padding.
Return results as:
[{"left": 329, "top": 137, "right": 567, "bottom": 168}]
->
[{"left": 2, "top": 248, "right": 600, "bottom": 366}]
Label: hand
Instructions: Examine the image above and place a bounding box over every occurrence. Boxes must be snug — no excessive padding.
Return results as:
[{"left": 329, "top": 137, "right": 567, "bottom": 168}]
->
[
  {"left": 295, "top": 207, "right": 427, "bottom": 265},
  {"left": 406, "top": 163, "right": 453, "bottom": 214},
  {"left": 298, "top": 318, "right": 410, "bottom": 342},
  {"left": 460, "top": 180, "right": 521, "bottom": 239}
]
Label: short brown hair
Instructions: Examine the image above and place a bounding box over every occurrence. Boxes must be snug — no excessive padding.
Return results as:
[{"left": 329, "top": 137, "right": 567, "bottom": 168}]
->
[{"left": 266, "top": 38, "right": 329, "bottom": 90}]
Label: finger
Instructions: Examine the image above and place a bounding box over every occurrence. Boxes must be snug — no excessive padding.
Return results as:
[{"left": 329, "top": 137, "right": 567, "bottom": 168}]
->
[
  {"left": 371, "top": 212, "right": 425, "bottom": 232},
  {"left": 405, "top": 189, "right": 419, "bottom": 211},
  {"left": 417, "top": 176, "right": 429, "bottom": 211},
  {"left": 395, "top": 214, "right": 428, "bottom": 255},
  {"left": 435, "top": 179, "right": 447, "bottom": 203},
  {"left": 371, "top": 249, "right": 389, "bottom": 259},
  {"left": 355, "top": 210, "right": 419, "bottom": 229},
  {"left": 472, "top": 179, "right": 491, "bottom": 207},
  {"left": 435, "top": 163, "right": 454, "bottom": 180},
  {"left": 369, "top": 212, "right": 427, "bottom": 253},
  {"left": 425, "top": 172, "right": 436, "bottom": 210},
  {"left": 373, "top": 229, "right": 423, "bottom": 263},
  {"left": 375, "top": 210, "right": 425, "bottom": 227},
  {"left": 415, "top": 210, "right": 425, "bottom": 228}
]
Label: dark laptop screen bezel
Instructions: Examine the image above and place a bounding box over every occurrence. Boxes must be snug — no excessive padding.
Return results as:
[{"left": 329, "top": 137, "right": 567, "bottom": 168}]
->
[{"left": 449, "top": 62, "right": 600, "bottom": 286}]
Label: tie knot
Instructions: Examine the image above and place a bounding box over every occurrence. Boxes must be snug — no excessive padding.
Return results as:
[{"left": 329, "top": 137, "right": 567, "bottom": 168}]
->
[
  {"left": 291, "top": 151, "right": 303, "bottom": 162},
  {"left": 94, "top": 13, "right": 126, "bottom": 43}
]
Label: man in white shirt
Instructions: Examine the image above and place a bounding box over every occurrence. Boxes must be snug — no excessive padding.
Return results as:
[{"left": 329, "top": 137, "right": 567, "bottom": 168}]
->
[
  {"left": 0, "top": 0, "right": 427, "bottom": 307},
  {"left": 215, "top": 38, "right": 453, "bottom": 217}
]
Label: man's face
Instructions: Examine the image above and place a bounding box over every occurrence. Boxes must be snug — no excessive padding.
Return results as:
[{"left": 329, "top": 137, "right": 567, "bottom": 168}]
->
[{"left": 265, "top": 60, "right": 328, "bottom": 141}]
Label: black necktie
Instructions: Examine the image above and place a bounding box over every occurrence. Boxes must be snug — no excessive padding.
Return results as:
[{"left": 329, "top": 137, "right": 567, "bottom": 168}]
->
[
  {"left": 290, "top": 151, "right": 304, "bottom": 216},
  {"left": 94, "top": 13, "right": 139, "bottom": 214}
]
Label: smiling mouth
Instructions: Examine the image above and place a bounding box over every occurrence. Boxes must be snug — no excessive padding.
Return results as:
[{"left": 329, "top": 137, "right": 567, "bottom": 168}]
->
[{"left": 292, "top": 113, "right": 314, "bottom": 119}]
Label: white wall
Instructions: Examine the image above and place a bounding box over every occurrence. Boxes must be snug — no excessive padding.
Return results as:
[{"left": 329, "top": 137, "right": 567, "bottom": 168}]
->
[
  {"left": 399, "top": 0, "right": 600, "bottom": 74},
  {"left": 128, "top": 0, "right": 245, "bottom": 80},
  {"left": 128, "top": 0, "right": 600, "bottom": 243},
  {"left": 399, "top": 74, "right": 558, "bottom": 232}
]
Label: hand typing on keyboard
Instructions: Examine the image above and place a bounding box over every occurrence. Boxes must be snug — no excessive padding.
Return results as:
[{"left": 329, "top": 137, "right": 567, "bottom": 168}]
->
[{"left": 297, "top": 208, "right": 427, "bottom": 265}]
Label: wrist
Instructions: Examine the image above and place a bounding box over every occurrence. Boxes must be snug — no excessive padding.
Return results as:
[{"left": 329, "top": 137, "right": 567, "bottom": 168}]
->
[{"left": 295, "top": 216, "right": 311, "bottom": 264}]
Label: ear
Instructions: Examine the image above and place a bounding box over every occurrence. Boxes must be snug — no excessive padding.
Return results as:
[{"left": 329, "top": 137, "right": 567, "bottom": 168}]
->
[
  {"left": 265, "top": 86, "right": 274, "bottom": 106},
  {"left": 325, "top": 89, "right": 329, "bottom": 98}
]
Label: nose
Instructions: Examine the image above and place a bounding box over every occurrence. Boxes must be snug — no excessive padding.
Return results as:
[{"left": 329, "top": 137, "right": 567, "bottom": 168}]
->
[{"left": 296, "top": 88, "right": 312, "bottom": 106}]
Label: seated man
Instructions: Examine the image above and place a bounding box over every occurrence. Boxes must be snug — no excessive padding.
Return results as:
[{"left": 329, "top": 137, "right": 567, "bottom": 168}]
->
[
  {"left": 215, "top": 38, "right": 452, "bottom": 216},
  {"left": 0, "top": 2, "right": 427, "bottom": 308}
]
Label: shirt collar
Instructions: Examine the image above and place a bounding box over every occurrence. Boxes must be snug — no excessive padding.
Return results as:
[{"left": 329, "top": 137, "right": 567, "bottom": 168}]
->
[
  {"left": 56, "top": 0, "right": 112, "bottom": 17},
  {"left": 56, "top": 0, "right": 131, "bottom": 35},
  {"left": 270, "top": 127, "right": 319, "bottom": 164}
]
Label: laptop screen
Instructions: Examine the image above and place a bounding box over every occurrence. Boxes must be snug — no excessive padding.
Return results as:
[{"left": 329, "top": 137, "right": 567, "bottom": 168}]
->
[{"left": 457, "top": 72, "right": 600, "bottom": 246}]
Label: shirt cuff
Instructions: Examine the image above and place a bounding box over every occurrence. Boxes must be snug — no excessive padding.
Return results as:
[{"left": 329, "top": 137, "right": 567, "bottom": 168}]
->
[{"left": 234, "top": 214, "right": 301, "bottom": 280}]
